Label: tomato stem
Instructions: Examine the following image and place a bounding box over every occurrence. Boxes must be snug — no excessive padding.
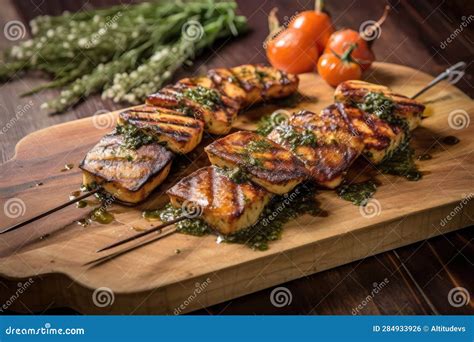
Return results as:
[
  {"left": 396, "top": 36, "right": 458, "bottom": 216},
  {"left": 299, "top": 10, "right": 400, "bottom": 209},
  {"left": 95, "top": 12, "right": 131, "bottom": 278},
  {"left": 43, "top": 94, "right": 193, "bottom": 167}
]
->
[
  {"left": 267, "top": 8, "right": 281, "bottom": 36},
  {"left": 331, "top": 43, "right": 358, "bottom": 63},
  {"left": 315, "top": 0, "right": 324, "bottom": 12},
  {"left": 361, "top": 5, "right": 390, "bottom": 45}
]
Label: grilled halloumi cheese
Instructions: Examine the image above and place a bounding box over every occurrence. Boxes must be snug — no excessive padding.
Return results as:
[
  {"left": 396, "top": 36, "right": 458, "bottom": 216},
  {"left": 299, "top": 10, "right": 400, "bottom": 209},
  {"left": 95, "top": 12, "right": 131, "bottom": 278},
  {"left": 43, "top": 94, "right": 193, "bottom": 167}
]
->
[
  {"left": 167, "top": 166, "right": 272, "bottom": 235},
  {"left": 80, "top": 132, "right": 174, "bottom": 204},
  {"left": 268, "top": 108, "right": 365, "bottom": 188},
  {"left": 335, "top": 80, "right": 425, "bottom": 131},
  {"left": 229, "top": 64, "right": 299, "bottom": 106},
  {"left": 205, "top": 131, "right": 308, "bottom": 194},
  {"left": 337, "top": 103, "right": 406, "bottom": 164},
  {"left": 118, "top": 105, "right": 204, "bottom": 154},
  {"left": 146, "top": 83, "right": 238, "bottom": 135},
  {"left": 207, "top": 68, "right": 248, "bottom": 105}
]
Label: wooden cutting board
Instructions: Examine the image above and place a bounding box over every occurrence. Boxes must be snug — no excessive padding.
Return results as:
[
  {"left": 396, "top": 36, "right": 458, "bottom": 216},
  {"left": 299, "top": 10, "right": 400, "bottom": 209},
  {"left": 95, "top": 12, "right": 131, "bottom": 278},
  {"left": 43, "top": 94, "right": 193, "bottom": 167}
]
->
[{"left": 0, "top": 62, "right": 472, "bottom": 314}]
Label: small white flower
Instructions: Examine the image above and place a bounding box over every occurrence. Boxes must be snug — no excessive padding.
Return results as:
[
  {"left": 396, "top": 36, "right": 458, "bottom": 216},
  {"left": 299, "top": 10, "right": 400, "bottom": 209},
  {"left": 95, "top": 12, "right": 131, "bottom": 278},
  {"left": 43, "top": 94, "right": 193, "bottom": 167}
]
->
[
  {"left": 93, "top": 15, "right": 100, "bottom": 23},
  {"left": 78, "top": 38, "right": 88, "bottom": 47},
  {"left": 46, "top": 29, "right": 55, "bottom": 37},
  {"left": 60, "top": 98, "right": 67, "bottom": 104},
  {"left": 40, "top": 103, "right": 49, "bottom": 109},
  {"left": 24, "top": 40, "right": 33, "bottom": 47},
  {"left": 67, "top": 34, "right": 75, "bottom": 41},
  {"left": 131, "top": 31, "right": 139, "bottom": 38}
]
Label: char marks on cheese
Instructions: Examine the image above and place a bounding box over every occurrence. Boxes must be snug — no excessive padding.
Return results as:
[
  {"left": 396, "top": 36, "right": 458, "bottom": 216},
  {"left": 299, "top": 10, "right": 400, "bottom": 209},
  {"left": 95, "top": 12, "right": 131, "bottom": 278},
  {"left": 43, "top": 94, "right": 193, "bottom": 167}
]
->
[
  {"left": 205, "top": 131, "right": 308, "bottom": 194},
  {"left": 80, "top": 132, "right": 174, "bottom": 204},
  {"left": 167, "top": 166, "right": 271, "bottom": 234}
]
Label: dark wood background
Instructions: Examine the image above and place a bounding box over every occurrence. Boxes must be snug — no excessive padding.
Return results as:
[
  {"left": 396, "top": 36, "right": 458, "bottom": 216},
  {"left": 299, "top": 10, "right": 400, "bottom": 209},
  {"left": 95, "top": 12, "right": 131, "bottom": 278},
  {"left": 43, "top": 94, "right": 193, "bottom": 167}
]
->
[{"left": 0, "top": 0, "right": 472, "bottom": 314}]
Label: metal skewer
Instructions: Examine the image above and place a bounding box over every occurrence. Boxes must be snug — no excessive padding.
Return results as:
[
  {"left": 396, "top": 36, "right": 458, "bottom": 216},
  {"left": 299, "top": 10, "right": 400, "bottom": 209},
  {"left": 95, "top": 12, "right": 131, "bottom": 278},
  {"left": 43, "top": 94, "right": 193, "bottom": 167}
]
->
[
  {"left": 0, "top": 187, "right": 101, "bottom": 234},
  {"left": 85, "top": 226, "right": 180, "bottom": 267},
  {"left": 411, "top": 61, "right": 466, "bottom": 99},
  {"left": 96, "top": 216, "right": 185, "bottom": 253}
]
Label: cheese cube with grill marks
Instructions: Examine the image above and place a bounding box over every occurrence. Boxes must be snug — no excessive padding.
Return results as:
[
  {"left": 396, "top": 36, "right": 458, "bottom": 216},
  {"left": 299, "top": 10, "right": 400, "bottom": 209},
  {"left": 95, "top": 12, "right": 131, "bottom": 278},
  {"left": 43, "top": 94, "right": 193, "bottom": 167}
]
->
[
  {"left": 229, "top": 65, "right": 299, "bottom": 106},
  {"left": 80, "top": 132, "right": 174, "bottom": 204},
  {"left": 207, "top": 68, "right": 247, "bottom": 105},
  {"left": 335, "top": 80, "right": 425, "bottom": 131},
  {"left": 146, "top": 83, "right": 237, "bottom": 135},
  {"left": 167, "top": 166, "right": 272, "bottom": 235},
  {"left": 205, "top": 131, "right": 308, "bottom": 194},
  {"left": 118, "top": 105, "right": 204, "bottom": 154},
  {"left": 336, "top": 103, "right": 407, "bottom": 164},
  {"left": 268, "top": 107, "right": 365, "bottom": 188}
]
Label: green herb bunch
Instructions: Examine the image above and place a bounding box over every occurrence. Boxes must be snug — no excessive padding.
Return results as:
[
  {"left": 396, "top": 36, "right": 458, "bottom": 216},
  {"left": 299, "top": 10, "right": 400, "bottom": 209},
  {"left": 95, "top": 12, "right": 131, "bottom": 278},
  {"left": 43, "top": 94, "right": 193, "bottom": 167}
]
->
[{"left": 0, "top": 1, "right": 247, "bottom": 113}]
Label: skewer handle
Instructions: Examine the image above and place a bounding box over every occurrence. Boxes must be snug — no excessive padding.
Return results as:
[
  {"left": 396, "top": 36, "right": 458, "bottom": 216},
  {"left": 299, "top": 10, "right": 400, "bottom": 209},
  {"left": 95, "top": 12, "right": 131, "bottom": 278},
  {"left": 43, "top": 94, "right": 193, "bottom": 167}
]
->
[
  {"left": 411, "top": 61, "right": 466, "bottom": 99},
  {"left": 96, "top": 216, "right": 186, "bottom": 252},
  {"left": 0, "top": 188, "right": 101, "bottom": 234}
]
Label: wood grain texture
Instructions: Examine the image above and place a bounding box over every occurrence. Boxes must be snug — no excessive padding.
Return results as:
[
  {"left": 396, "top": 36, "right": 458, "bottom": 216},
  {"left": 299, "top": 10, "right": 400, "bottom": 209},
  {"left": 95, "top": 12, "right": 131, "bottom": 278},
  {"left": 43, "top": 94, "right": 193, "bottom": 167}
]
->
[{"left": 0, "top": 62, "right": 472, "bottom": 314}]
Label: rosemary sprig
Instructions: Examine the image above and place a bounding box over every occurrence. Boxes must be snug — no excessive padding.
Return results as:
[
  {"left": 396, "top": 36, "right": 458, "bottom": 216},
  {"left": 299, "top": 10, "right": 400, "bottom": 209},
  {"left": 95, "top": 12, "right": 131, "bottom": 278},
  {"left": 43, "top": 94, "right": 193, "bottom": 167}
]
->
[{"left": 0, "top": 1, "right": 247, "bottom": 113}]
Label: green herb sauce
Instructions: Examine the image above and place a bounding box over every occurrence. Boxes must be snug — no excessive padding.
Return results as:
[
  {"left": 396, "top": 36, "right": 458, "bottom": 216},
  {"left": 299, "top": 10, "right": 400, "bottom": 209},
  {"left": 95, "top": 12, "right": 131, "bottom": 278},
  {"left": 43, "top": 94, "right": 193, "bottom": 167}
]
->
[
  {"left": 256, "top": 115, "right": 276, "bottom": 136},
  {"left": 154, "top": 204, "right": 211, "bottom": 236},
  {"left": 116, "top": 123, "right": 154, "bottom": 150},
  {"left": 90, "top": 207, "right": 115, "bottom": 224},
  {"left": 358, "top": 92, "right": 409, "bottom": 132},
  {"left": 358, "top": 92, "right": 394, "bottom": 118},
  {"left": 378, "top": 141, "right": 422, "bottom": 181},
  {"left": 336, "top": 181, "right": 377, "bottom": 206},
  {"left": 155, "top": 183, "right": 323, "bottom": 251},
  {"left": 217, "top": 166, "right": 250, "bottom": 184},
  {"left": 182, "top": 85, "right": 222, "bottom": 110},
  {"left": 275, "top": 124, "right": 317, "bottom": 151}
]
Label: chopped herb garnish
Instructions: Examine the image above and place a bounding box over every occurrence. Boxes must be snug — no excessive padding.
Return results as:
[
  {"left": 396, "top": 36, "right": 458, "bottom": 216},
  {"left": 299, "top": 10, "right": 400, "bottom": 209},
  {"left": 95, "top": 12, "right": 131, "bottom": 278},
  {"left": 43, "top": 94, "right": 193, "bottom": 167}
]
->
[
  {"left": 358, "top": 92, "right": 409, "bottom": 132},
  {"left": 358, "top": 92, "right": 394, "bottom": 118},
  {"left": 156, "top": 183, "right": 322, "bottom": 250},
  {"left": 337, "top": 181, "right": 377, "bottom": 206},
  {"left": 116, "top": 123, "right": 154, "bottom": 150},
  {"left": 256, "top": 115, "right": 276, "bottom": 136},
  {"left": 378, "top": 140, "right": 422, "bottom": 181},
  {"left": 182, "top": 85, "right": 222, "bottom": 110},
  {"left": 275, "top": 124, "right": 317, "bottom": 150},
  {"left": 156, "top": 204, "right": 211, "bottom": 236},
  {"left": 217, "top": 166, "right": 250, "bottom": 184}
]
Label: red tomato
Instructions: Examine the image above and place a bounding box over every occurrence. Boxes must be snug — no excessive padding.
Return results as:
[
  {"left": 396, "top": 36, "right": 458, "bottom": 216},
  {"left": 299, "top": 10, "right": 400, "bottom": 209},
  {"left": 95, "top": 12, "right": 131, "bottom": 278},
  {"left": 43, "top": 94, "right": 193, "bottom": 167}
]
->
[
  {"left": 317, "top": 45, "right": 362, "bottom": 87},
  {"left": 288, "top": 10, "right": 334, "bottom": 53},
  {"left": 266, "top": 28, "right": 319, "bottom": 74},
  {"left": 325, "top": 29, "right": 375, "bottom": 71}
]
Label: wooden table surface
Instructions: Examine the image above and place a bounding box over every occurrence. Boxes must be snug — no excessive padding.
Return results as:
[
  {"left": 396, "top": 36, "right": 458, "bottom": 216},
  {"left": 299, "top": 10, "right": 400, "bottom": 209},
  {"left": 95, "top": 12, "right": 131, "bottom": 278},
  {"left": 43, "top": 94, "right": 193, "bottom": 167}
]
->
[{"left": 0, "top": 0, "right": 473, "bottom": 315}]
